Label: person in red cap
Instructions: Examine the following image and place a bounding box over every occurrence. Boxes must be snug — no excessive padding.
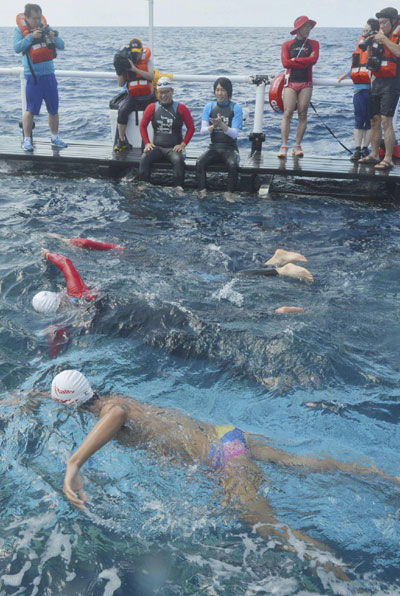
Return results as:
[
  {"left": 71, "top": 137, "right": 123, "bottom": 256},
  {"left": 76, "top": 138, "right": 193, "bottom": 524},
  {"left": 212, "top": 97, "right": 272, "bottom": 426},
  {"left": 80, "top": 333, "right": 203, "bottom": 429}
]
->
[{"left": 278, "top": 16, "right": 319, "bottom": 159}]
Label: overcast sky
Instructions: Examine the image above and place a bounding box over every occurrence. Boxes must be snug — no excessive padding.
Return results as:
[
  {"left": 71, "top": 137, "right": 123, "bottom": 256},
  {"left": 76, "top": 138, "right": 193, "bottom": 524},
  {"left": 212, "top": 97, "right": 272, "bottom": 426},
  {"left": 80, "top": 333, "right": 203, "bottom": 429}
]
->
[{"left": 5, "top": 0, "right": 391, "bottom": 28}]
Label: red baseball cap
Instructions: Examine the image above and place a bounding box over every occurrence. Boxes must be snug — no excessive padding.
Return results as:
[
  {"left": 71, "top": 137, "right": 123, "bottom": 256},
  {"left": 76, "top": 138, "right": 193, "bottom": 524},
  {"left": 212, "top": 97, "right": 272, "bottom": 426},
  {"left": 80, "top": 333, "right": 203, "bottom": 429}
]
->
[{"left": 290, "top": 15, "right": 316, "bottom": 35}]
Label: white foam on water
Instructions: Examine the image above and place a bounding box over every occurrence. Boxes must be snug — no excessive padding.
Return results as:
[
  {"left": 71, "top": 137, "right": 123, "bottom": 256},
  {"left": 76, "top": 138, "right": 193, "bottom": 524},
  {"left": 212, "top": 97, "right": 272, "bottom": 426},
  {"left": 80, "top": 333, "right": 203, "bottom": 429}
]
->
[
  {"left": 98, "top": 567, "right": 122, "bottom": 596},
  {"left": 1, "top": 561, "right": 31, "bottom": 586},
  {"left": 212, "top": 279, "right": 243, "bottom": 307}
]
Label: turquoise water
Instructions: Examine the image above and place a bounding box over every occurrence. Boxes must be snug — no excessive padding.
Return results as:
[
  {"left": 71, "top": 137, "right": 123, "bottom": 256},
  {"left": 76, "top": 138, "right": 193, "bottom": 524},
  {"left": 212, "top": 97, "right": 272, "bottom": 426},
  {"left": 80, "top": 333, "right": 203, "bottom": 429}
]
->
[{"left": 1, "top": 26, "right": 400, "bottom": 595}]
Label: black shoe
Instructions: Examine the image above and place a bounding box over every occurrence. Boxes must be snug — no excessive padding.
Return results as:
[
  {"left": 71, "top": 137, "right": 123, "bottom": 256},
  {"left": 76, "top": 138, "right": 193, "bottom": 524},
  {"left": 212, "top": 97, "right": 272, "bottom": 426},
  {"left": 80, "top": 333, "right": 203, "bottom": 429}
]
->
[
  {"left": 350, "top": 148, "right": 361, "bottom": 161},
  {"left": 114, "top": 137, "right": 127, "bottom": 152},
  {"left": 360, "top": 147, "right": 370, "bottom": 158}
]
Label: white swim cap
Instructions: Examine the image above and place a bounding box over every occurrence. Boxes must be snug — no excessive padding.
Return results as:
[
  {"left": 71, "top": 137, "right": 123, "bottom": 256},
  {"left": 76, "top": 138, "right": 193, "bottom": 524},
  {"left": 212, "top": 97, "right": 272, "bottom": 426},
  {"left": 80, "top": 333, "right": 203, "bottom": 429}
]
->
[
  {"left": 51, "top": 369, "right": 94, "bottom": 405},
  {"left": 32, "top": 291, "right": 60, "bottom": 314},
  {"left": 156, "top": 76, "right": 173, "bottom": 89}
]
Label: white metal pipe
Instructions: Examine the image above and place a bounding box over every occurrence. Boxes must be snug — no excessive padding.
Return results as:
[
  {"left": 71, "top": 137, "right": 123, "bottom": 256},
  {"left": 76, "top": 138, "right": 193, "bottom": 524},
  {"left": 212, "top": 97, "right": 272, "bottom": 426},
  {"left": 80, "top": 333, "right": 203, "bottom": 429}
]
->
[
  {"left": 148, "top": 0, "right": 154, "bottom": 56},
  {"left": 171, "top": 74, "right": 253, "bottom": 83},
  {"left": 252, "top": 82, "right": 267, "bottom": 134},
  {"left": 0, "top": 69, "right": 354, "bottom": 87}
]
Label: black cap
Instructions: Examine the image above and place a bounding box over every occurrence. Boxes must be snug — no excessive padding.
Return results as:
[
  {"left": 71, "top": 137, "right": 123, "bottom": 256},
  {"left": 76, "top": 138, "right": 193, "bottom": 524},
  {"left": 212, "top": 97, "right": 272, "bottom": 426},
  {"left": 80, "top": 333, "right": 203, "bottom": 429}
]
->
[{"left": 376, "top": 7, "right": 398, "bottom": 19}]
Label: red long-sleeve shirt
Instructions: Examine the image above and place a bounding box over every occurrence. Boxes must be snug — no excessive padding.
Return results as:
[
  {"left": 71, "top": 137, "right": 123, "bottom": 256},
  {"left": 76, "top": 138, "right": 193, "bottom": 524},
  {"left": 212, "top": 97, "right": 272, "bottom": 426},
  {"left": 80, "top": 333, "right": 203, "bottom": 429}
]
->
[
  {"left": 281, "top": 38, "right": 319, "bottom": 83},
  {"left": 139, "top": 102, "right": 195, "bottom": 146}
]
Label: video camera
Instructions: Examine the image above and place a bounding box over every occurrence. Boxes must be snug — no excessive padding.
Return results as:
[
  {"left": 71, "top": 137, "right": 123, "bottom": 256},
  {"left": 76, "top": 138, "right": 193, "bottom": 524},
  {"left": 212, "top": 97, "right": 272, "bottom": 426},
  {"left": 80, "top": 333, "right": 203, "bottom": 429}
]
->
[{"left": 113, "top": 44, "right": 142, "bottom": 74}]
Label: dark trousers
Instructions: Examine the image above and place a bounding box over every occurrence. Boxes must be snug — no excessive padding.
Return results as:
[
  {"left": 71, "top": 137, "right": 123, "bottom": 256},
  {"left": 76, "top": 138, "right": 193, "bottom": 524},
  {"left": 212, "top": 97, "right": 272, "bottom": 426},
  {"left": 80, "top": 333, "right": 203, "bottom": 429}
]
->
[
  {"left": 117, "top": 95, "right": 154, "bottom": 125},
  {"left": 196, "top": 147, "right": 240, "bottom": 192},
  {"left": 139, "top": 146, "right": 185, "bottom": 187}
]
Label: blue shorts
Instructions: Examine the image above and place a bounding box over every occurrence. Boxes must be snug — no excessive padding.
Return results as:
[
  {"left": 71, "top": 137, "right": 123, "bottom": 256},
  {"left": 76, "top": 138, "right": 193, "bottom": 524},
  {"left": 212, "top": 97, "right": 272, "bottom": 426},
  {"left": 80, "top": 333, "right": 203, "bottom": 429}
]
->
[
  {"left": 353, "top": 88, "right": 370, "bottom": 130},
  {"left": 25, "top": 73, "right": 59, "bottom": 116}
]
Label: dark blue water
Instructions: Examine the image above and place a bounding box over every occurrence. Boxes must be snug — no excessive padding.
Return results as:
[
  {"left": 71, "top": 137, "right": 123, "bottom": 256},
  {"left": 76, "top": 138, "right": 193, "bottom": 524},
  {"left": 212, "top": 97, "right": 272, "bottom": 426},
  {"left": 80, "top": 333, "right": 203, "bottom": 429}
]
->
[{"left": 1, "top": 27, "right": 400, "bottom": 595}]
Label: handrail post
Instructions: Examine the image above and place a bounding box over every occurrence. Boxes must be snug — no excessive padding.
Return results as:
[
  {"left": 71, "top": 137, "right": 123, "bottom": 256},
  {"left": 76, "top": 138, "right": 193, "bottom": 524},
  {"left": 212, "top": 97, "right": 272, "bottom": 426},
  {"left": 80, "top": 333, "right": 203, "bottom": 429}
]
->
[
  {"left": 148, "top": 0, "right": 154, "bottom": 56},
  {"left": 249, "top": 75, "right": 268, "bottom": 156}
]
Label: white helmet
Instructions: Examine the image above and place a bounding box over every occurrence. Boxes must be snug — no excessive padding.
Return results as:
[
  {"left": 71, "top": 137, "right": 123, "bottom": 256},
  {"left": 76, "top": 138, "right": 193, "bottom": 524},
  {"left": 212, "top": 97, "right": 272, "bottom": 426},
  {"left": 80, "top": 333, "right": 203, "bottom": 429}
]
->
[
  {"left": 51, "top": 370, "right": 94, "bottom": 406},
  {"left": 32, "top": 291, "right": 60, "bottom": 314}
]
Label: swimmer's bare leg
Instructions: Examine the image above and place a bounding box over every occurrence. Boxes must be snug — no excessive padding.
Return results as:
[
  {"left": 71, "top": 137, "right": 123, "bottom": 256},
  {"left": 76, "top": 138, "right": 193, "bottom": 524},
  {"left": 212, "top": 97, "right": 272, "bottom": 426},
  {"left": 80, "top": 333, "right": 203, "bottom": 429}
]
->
[
  {"left": 275, "top": 306, "right": 306, "bottom": 314},
  {"left": 47, "top": 233, "right": 70, "bottom": 244},
  {"left": 276, "top": 264, "right": 313, "bottom": 282},
  {"left": 265, "top": 249, "right": 308, "bottom": 267},
  {"left": 220, "top": 457, "right": 349, "bottom": 580}
]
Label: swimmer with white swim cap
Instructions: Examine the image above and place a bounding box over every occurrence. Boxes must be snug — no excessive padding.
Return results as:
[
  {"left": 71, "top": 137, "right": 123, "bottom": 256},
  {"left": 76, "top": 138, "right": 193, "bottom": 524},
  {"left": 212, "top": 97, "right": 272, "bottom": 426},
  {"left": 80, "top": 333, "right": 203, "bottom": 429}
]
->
[
  {"left": 44, "top": 369, "right": 399, "bottom": 580},
  {"left": 51, "top": 369, "right": 94, "bottom": 405},
  {"left": 32, "top": 238, "right": 123, "bottom": 313},
  {"left": 32, "top": 248, "right": 97, "bottom": 314},
  {"left": 32, "top": 290, "right": 61, "bottom": 314}
]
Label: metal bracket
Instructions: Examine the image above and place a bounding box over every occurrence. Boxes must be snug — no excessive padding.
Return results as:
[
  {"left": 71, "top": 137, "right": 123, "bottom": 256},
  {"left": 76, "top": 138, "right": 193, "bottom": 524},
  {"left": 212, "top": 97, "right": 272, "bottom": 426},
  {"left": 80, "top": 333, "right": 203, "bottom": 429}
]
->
[{"left": 250, "top": 74, "right": 270, "bottom": 86}]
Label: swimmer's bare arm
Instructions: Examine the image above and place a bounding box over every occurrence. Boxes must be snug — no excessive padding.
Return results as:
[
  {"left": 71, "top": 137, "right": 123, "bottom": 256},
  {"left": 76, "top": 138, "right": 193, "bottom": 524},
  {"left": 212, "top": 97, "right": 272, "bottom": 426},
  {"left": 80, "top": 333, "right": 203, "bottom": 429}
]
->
[
  {"left": 246, "top": 435, "right": 400, "bottom": 485},
  {"left": 63, "top": 403, "right": 128, "bottom": 509}
]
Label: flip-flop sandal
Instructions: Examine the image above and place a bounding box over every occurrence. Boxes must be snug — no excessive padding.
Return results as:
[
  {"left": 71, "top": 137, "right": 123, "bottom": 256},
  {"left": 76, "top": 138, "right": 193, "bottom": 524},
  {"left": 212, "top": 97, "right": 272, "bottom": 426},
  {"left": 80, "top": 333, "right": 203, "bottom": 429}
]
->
[
  {"left": 277, "top": 145, "right": 288, "bottom": 158},
  {"left": 374, "top": 159, "right": 393, "bottom": 170},
  {"left": 292, "top": 145, "right": 304, "bottom": 157},
  {"left": 358, "top": 155, "right": 379, "bottom": 165}
]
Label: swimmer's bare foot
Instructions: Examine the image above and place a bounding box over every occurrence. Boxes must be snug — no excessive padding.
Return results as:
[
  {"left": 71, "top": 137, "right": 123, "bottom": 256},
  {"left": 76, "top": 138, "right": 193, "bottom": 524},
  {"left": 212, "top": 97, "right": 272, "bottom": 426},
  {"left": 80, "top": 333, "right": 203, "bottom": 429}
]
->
[
  {"left": 175, "top": 186, "right": 185, "bottom": 197},
  {"left": 276, "top": 263, "right": 313, "bottom": 282},
  {"left": 223, "top": 191, "right": 235, "bottom": 203},
  {"left": 265, "top": 249, "right": 307, "bottom": 267},
  {"left": 41, "top": 247, "right": 50, "bottom": 261},
  {"left": 48, "top": 233, "right": 69, "bottom": 244},
  {"left": 198, "top": 189, "right": 207, "bottom": 200},
  {"left": 275, "top": 306, "right": 306, "bottom": 314}
]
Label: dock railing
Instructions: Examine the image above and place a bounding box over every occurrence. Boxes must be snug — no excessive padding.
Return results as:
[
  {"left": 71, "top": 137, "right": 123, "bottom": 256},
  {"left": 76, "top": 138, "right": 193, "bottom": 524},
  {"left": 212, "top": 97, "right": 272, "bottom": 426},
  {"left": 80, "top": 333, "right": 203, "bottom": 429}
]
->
[{"left": 0, "top": 66, "right": 353, "bottom": 153}]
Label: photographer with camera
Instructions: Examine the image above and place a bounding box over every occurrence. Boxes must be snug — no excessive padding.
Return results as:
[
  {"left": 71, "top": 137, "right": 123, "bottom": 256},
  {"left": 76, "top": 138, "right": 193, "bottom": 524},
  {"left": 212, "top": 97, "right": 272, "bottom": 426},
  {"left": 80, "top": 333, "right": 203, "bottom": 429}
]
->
[
  {"left": 359, "top": 7, "right": 400, "bottom": 170},
  {"left": 14, "top": 4, "right": 67, "bottom": 152},
  {"left": 113, "top": 38, "right": 155, "bottom": 152},
  {"left": 337, "top": 19, "right": 379, "bottom": 161}
]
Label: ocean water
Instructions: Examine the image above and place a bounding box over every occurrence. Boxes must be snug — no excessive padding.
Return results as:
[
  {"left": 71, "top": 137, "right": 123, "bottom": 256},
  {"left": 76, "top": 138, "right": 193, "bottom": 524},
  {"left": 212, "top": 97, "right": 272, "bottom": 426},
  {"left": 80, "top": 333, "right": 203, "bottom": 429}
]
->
[{"left": 0, "top": 26, "right": 400, "bottom": 595}]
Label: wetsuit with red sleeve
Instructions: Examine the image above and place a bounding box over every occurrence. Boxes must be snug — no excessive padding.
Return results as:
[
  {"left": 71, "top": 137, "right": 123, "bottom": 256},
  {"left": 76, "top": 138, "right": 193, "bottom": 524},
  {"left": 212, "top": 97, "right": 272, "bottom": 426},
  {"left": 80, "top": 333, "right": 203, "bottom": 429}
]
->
[
  {"left": 68, "top": 238, "right": 123, "bottom": 251},
  {"left": 281, "top": 38, "right": 319, "bottom": 84},
  {"left": 46, "top": 252, "right": 96, "bottom": 300},
  {"left": 139, "top": 100, "right": 195, "bottom": 187},
  {"left": 139, "top": 102, "right": 194, "bottom": 147}
]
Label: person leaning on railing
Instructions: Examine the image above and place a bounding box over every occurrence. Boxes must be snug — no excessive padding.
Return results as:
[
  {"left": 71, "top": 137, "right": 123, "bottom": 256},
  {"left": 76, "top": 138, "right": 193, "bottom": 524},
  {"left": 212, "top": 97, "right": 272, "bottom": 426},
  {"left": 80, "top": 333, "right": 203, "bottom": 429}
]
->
[
  {"left": 359, "top": 7, "right": 400, "bottom": 170},
  {"left": 13, "top": 3, "right": 67, "bottom": 152},
  {"left": 113, "top": 38, "right": 155, "bottom": 152}
]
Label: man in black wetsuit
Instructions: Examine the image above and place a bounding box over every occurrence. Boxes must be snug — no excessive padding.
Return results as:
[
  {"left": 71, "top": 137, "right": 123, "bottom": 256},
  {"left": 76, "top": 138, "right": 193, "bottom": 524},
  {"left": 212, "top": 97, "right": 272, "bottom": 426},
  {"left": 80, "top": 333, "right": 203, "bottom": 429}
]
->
[
  {"left": 138, "top": 77, "right": 195, "bottom": 191},
  {"left": 196, "top": 77, "right": 243, "bottom": 202}
]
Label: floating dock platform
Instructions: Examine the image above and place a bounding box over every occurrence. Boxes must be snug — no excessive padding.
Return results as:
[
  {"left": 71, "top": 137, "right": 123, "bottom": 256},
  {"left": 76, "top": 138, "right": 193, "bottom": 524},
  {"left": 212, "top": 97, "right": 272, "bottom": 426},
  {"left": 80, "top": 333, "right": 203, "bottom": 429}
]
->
[{"left": 1, "top": 136, "right": 399, "bottom": 199}]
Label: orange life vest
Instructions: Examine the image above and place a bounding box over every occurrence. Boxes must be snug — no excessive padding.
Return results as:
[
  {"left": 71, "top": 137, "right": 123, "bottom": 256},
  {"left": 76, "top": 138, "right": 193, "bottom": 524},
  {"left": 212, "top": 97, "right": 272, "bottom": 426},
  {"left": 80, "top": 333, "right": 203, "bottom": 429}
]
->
[
  {"left": 372, "top": 24, "right": 400, "bottom": 78},
  {"left": 126, "top": 47, "right": 152, "bottom": 97},
  {"left": 16, "top": 12, "right": 55, "bottom": 64},
  {"left": 350, "top": 36, "right": 370, "bottom": 84}
]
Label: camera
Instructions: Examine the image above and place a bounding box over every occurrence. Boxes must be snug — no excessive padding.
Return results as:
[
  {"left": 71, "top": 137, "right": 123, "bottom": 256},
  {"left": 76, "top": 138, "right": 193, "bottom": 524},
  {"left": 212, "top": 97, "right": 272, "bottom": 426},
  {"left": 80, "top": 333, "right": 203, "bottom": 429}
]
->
[
  {"left": 113, "top": 46, "right": 132, "bottom": 73},
  {"left": 39, "top": 25, "right": 58, "bottom": 50},
  {"left": 358, "top": 29, "right": 378, "bottom": 51},
  {"left": 366, "top": 42, "right": 385, "bottom": 71}
]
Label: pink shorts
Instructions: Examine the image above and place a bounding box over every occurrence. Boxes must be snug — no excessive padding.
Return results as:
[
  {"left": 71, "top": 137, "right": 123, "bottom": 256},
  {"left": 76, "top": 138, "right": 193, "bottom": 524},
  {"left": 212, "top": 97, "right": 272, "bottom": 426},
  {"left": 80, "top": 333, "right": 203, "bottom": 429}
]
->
[{"left": 286, "top": 81, "right": 313, "bottom": 93}]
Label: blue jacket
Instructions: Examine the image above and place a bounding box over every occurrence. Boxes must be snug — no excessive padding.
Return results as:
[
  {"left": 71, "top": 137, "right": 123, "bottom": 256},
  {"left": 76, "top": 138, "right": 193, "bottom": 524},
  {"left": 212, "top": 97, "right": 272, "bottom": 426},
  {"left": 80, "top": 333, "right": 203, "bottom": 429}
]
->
[{"left": 13, "top": 27, "right": 65, "bottom": 76}]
